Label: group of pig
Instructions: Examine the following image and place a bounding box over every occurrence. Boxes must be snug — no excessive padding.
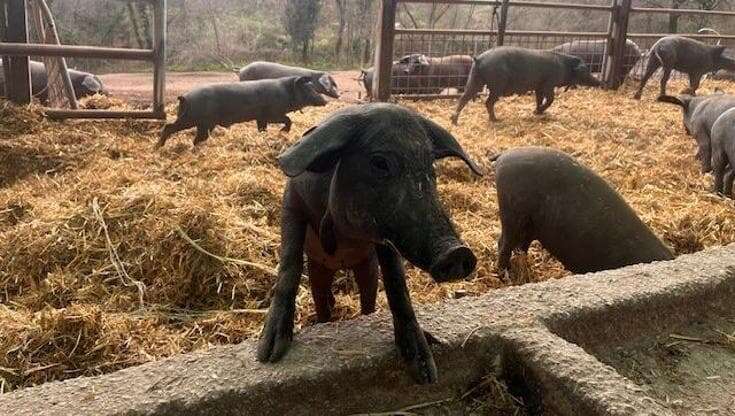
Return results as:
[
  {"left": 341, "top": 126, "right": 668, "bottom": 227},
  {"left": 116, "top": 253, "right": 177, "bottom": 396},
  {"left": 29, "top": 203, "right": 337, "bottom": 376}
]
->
[
  {"left": 146, "top": 35, "right": 735, "bottom": 384},
  {"left": 5, "top": 36, "right": 731, "bottom": 384}
]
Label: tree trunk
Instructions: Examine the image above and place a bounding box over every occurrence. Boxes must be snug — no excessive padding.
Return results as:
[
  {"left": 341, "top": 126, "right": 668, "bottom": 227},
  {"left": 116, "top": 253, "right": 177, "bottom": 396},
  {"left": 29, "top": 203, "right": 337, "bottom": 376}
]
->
[
  {"left": 668, "top": 0, "right": 681, "bottom": 33},
  {"left": 302, "top": 39, "right": 309, "bottom": 63},
  {"left": 127, "top": 3, "right": 145, "bottom": 49},
  {"left": 335, "top": 0, "right": 346, "bottom": 59}
]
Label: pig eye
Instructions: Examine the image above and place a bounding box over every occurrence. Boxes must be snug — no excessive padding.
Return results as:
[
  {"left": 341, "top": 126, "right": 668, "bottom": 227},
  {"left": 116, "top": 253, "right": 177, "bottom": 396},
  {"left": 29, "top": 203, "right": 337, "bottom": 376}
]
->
[{"left": 370, "top": 155, "right": 392, "bottom": 176}]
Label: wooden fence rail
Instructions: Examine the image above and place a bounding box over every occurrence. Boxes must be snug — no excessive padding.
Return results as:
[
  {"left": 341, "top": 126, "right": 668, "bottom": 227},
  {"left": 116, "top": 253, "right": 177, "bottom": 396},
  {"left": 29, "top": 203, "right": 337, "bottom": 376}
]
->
[{"left": 0, "top": 0, "right": 166, "bottom": 120}]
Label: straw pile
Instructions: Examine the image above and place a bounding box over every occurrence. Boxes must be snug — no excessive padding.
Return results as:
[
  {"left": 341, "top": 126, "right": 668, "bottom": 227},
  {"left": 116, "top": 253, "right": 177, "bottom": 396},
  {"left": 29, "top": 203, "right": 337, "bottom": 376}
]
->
[{"left": 1, "top": 79, "right": 734, "bottom": 391}]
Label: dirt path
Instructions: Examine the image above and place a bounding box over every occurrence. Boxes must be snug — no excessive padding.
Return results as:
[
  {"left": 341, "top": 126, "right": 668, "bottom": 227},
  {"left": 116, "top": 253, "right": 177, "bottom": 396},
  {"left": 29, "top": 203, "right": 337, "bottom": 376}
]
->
[{"left": 99, "top": 70, "right": 365, "bottom": 107}]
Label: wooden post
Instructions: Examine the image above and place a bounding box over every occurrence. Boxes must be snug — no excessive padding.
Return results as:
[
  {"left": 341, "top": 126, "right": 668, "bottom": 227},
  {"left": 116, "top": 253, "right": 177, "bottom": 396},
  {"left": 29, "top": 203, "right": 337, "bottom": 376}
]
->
[
  {"left": 373, "top": 0, "right": 397, "bottom": 102},
  {"left": 7, "top": 0, "right": 31, "bottom": 104},
  {"left": 601, "top": 0, "right": 616, "bottom": 83},
  {"left": 497, "top": 0, "right": 510, "bottom": 46},
  {"left": 605, "top": 0, "right": 632, "bottom": 89},
  {"left": 1, "top": 2, "right": 10, "bottom": 97},
  {"left": 31, "top": 0, "right": 78, "bottom": 109},
  {"left": 152, "top": 0, "right": 166, "bottom": 118}
]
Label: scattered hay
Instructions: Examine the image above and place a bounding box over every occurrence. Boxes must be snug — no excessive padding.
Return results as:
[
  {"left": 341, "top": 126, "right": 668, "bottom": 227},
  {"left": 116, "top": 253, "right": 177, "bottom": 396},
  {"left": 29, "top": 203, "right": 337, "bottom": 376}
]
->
[{"left": 1, "top": 79, "right": 735, "bottom": 390}]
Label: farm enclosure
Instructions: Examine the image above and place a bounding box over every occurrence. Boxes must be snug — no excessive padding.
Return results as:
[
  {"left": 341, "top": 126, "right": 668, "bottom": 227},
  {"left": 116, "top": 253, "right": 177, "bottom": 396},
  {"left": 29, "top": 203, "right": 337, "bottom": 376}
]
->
[
  {"left": 1, "top": 79, "right": 735, "bottom": 392},
  {"left": 373, "top": 0, "right": 735, "bottom": 99}
]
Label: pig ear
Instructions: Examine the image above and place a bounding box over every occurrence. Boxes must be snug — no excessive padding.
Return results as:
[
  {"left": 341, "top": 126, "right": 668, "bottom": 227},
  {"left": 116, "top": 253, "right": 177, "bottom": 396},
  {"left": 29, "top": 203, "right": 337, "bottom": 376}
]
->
[
  {"left": 81, "top": 76, "right": 101, "bottom": 92},
  {"left": 713, "top": 45, "right": 727, "bottom": 57},
  {"left": 328, "top": 75, "right": 338, "bottom": 89},
  {"left": 278, "top": 113, "right": 360, "bottom": 177},
  {"left": 419, "top": 117, "right": 483, "bottom": 176}
]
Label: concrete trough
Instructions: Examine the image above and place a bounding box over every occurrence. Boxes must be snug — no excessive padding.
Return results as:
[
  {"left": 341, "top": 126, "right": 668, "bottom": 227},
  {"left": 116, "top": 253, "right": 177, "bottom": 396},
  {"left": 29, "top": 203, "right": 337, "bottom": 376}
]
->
[{"left": 2, "top": 245, "right": 735, "bottom": 416}]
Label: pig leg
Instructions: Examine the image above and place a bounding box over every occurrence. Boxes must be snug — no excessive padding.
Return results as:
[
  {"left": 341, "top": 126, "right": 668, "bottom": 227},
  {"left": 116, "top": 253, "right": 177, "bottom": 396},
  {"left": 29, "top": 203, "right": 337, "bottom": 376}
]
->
[
  {"left": 694, "top": 129, "right": 713, "bottom": 173},
  {"left": 257, "top": 193, "right": 307, "bottom": 363},
  {"left": 352, "top": 254, "right": 379, "bottom": 315},
  {"left": 451, "top": 76, "right": 484, "bottom": 125},
  {"left": 278, "top": 116, "right": 293, "bottom": 133},
  {"left": 192, "top": 124, "right": 213, "bottom": 146},
  {"left": 257, "top": 120, "right": 268, "bottom": 132},
  {"left": 712, "top": 149, "right": 728, "bottom": 195},
  {"left": 307, "top": 259, "right": 336, "bottom": 323},
  {"left": 156, "top": 118, "right": 195, "bottom": 149},
  {"left": 535, "top": 88, "right": 555, "bottom": 114},
  {"left": 497, "top": 214, "right": 530, "bottom": 272},
  {"left": 633, "top": 54, "right": 661, "bottom": 99},
  {"left": 485, "top": 92, "right": 499, "bottom": 122},
  {"left": 683, "top": 72, "right": 701, "bottom": 96},
  {"left": 658, "top": 67, "right": 673, "bottom": 97},
  {"left": 376, "top": 243, "right": 437, "bottom": 385},
  {"left": 724, "top": 169, "right": 735, "bottom": 198}
]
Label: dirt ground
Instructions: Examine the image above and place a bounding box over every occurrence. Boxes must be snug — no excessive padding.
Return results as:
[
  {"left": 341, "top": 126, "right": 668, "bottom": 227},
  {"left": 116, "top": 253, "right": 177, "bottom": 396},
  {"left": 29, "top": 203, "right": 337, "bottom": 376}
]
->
[
  {"left": 596, "top": 314, "right": 735, "bottom": 416},
  {"left": 98, "top": 70, "right": 367, "bottom": 106}
]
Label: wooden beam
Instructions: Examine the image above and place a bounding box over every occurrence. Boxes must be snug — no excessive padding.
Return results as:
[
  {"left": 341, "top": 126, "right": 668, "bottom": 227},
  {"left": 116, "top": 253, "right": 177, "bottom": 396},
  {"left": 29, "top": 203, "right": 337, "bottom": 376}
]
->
[
  {"left": 0, "top": 2, "right": 10, "bottom": 97},
  {"left": 607, "top": 0, "right": 631, "bottom": 89},
  {"left": 152, "top": 0, "right": 166, "bottom": 114},
  {"left": 0, "top": 42, "right": 155, "bottom": 60},
  {"left": 6, "top": 0, "right": 31, "bottom": 104},
  {"left": 45, "top": 109, "right": 166, "bottom": 120},
  {"left": 373, "top": 0, "right": 397, "bottom": 102},
  {"left": 31, "top": 0, "right": 78, "bottom": 109},
  {"left": 496, "top": 0, "right": 510, "bottom": 46}
]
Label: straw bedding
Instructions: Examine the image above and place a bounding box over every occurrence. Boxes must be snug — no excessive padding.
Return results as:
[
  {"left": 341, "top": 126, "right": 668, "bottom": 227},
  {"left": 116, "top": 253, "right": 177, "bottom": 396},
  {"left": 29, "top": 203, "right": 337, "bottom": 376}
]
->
[{"left": 0, "top": 79, "right": 733, "bottom": 391}]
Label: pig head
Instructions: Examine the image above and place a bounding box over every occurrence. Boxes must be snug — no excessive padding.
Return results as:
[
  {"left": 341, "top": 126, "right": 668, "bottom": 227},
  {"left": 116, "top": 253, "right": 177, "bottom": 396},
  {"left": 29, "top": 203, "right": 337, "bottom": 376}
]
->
[{"left": 278, "top": 104, "right": 481, "bottom": 282}]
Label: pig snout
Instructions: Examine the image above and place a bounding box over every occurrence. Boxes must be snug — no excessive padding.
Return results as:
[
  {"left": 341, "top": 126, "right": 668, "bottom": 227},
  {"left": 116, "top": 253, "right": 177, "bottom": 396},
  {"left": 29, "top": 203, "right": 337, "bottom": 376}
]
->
[{"left": 429, "top": 244, "right": 477, "bottom": 282}]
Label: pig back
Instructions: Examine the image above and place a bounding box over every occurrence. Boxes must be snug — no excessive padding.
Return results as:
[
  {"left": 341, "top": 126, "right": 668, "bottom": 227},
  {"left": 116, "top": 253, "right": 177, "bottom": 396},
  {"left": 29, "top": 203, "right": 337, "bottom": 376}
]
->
[{"left": 495, "top": 147, "right": 673, "bottom": 273}]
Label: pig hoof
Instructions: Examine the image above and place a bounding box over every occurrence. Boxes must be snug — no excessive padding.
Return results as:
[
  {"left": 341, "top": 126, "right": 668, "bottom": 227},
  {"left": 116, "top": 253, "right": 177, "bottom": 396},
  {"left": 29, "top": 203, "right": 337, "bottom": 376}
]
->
[
  {"left": 632, "top": 93, "right": 642, "bottom": 100},
  {"left": 450, "top": 115, "right": 459, "bottom": 125},
  {"left": 256, "top": 302, "right": 295, "bottom": 363},
  {"left": 423, "top": 330, "right": 443, "bottom": 346},
  {"left": 396, "top": 327, "right": 439, "bottom": 384}
]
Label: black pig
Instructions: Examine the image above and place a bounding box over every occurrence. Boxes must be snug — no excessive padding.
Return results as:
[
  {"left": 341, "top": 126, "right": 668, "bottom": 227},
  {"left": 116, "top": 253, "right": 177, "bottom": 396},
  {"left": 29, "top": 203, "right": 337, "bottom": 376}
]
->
[
  {"left": 238, "top": 61, "right": 339, "bottom": 99},
  {"left": 634, "top": 36, "right": 735, "bottom": 99},
  {"left": 658, "top": 93, "right": 735, "bottom": 172},
  {"left": 451, "top": 47, "right": 600, "bottom": 124},
  {"left": 710, "top": 107, "right": 735, "bottom": 197},
  {"left": 156, "top": 77, "right": 327, "bottom": 148},
  {"left": 257, "top": 103, "right": 482, "bottom": 384},
  {"left": 493, "top": 147, "right": 673, "bottom": 275}
]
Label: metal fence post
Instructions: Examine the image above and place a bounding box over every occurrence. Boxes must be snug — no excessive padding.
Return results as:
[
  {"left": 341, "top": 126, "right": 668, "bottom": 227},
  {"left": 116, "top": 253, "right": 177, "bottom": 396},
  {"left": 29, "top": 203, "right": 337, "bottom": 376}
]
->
[
  {"left": 7, "top": 0, "right": 31, "bottom": 104},
  {"left": 605, "top": 0, "right": 632, "bottom": 89},
  {"left": 373, "top": 0, "right": 397, "bottom": 102},
  {"left": 497, "top": 0, "right": 510, "bottom": 46}
]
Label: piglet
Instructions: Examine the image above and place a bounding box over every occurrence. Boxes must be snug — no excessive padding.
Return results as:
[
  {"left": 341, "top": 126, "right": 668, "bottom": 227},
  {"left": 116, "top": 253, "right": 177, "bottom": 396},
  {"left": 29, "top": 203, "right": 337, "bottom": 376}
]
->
[
  {"left": 493, "top": 147, "right": 673, "bottom": 275},
  {"left": 156, "top": 76, "right": 327, "bottom": 148},
  {"left": 257, "top": 103, "right": 482, "bottom": 384}
]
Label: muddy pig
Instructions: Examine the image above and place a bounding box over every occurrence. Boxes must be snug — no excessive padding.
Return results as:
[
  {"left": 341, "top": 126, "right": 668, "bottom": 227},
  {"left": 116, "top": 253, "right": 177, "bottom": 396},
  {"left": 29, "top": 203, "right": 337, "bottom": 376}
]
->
[
  {"left": 156, "top": 76, "right": 327, "bottom": 148},
  {"left": 493, "top": 147, "right": 673, "bottom": 275},
  {"left": 658, "top": 93, "right": 735, "bottom": 172},
  {"left": 634, "top": 36, "right": 735, "bottom": 99},
  {"left": 257, "top": 103, "right": 483, "bottom": 384},
  {"left": 237, "top": 61, "right": 339, "bottom": 98},
  {"left": 451, "top": 47, "right": 601, "bottom": 124},
  {"left": 710, "top": 107, "right": 735, "bottom": 197}
]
